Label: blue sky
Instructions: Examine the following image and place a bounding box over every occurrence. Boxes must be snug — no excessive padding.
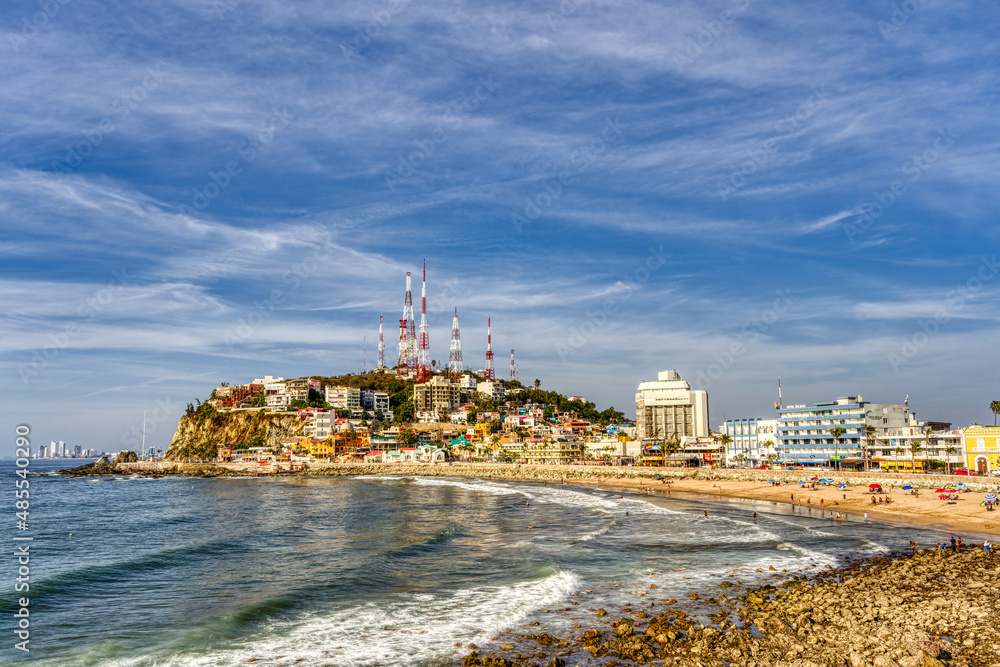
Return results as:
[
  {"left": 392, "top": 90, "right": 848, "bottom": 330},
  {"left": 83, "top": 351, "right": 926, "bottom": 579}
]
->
[{"left": 2, "top": 0, "right": 999, "bottom": 453}]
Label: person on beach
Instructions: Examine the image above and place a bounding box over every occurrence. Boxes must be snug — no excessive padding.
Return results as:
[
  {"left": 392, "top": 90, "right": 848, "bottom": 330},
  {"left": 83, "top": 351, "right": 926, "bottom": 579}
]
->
[
  {"left": 957, "top": 537, "right": 964, "bottom": 551},
  {"left": 703, "top": 511, "right": 708, "bottom": 517},
  {"left": 937, "top": 542, "right": 944, "bottom": 558},
  {"left": 864, "top": 512, "right": 868, "bottom": 521},
  {"left": 753, "top": 512, "right": 757, "bottom": 522},
  {"left": 984, "top": 540, "right": 991, "bottom": 555},
  {"left": 910, "top": 541, "right": 917, "bottom": 554},
  {"left": 951, "top": 536, "right": 957, "bottom": 552}
]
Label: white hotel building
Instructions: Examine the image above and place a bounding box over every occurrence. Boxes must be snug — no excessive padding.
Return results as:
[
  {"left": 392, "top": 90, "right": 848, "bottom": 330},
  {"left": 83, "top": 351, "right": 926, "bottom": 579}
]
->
[{"left": 635, "top": 370, "right": 710, "bottom": 442}]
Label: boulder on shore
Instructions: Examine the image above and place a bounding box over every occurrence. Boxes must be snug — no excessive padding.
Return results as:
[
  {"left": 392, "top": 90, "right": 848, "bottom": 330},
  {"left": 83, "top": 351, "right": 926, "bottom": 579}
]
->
[{"left": 59, "top": 455, "right": 120, "bottom": 476}]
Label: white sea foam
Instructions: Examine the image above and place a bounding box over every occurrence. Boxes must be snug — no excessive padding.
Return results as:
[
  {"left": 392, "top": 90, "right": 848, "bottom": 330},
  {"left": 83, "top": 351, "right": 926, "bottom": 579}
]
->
[{"left": 105, "top": 570, "right": 581, "bottom": 667}]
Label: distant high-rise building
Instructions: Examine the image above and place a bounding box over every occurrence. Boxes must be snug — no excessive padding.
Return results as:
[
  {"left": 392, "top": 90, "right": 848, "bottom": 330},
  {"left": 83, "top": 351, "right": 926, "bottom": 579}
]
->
[{"left": 635, "top": 370, "right": 710, "bottom": 442}]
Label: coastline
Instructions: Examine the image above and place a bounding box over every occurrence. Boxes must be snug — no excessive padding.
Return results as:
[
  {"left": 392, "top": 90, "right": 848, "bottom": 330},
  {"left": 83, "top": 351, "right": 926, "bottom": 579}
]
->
[
  {"left": 57, "top": 459, "right": 1000, "bottom": 666},
  {"left": 468, "top": 547, "right": 1000, "bottom": 667},
  {"left": 89, "top": 460, "right": 1000, "bottom": 539}
]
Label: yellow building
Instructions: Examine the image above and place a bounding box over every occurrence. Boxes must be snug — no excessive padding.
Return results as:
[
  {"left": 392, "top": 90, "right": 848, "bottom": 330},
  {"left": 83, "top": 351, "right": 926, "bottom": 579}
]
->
[
  {"left": 963, "top": 425, "right": 1000, "bottom": 475},
  {"left": 473, "top": 423, "right": 491, "bottom": 442},
  {"left": 521, "top": 440, "right": 584, "bottom": 465},
  {"left": 306, "top": 437, "right": 334, "bottom": 459}
]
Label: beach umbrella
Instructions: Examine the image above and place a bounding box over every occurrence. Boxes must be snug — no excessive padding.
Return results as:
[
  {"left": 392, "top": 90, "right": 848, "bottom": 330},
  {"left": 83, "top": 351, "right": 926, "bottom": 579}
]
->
[
  {"left": 902, "top": 485, "right": 913, "bottom": 490},
  {"left": 768, "top": 479, "right": 776, "bottom": 483},
  {"left": 985, "top": 494, "right": 998, "bottom": 502},
  {"left": 935, "top": 488, "right": 956, "bottom": 493},
  {"left": 869, "top": 483, "right": 881, "bottom": 489}
]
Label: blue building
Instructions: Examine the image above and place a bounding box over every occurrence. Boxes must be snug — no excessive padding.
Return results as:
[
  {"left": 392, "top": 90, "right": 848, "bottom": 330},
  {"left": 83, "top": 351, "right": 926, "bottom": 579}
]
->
[
  {"left": 722, "top": 418, "right": 778, "bottom": 467},
  {"left": 776, "top": 396, "right": 918, "bottom": 467}
]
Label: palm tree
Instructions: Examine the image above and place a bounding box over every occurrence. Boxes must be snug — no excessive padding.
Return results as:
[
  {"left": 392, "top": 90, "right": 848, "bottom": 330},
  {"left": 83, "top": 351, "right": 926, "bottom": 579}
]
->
[
  {"left": 534, "top": 379, "right": 541, "bottom": 389},
  {"left": 893, "top": 446, "right": 904, "bottom": 471},
  {"left": 719, "top": 434, "right": 733, "bottom": 465},
  {"left": 829, "top": 427, "right": 846, "bottom": 470},
  {"left": 945, "top": 445, "right": 958, "bottom": 475},
  {"left": 762, "top": 439, "right": 775, "bottom": 468},
  {"left": 909, "top": 441, "right": 922, "bottom": 473},
  {"left": 864, "top": 425, "right": 877, "bottom": 473},
  {"left": 990, "top": 400, "right": 1000, "bottom": 426}
]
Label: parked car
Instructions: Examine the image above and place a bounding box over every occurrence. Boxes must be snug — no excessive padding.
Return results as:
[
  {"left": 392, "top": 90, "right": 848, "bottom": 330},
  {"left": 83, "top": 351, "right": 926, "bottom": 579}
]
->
[
  {"left": 953, "top": 468, "right": 972, "bottom": 476},
  {"left": 990, "top": 469, "right": 1000, "bottom": 477}
]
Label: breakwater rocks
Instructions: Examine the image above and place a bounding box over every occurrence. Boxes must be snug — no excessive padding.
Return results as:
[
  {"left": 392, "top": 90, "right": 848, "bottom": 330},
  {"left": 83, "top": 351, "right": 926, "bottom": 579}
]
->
[
  {"left": 59, "top": 452, "right": 138, "bottom": 476},
  {"left": 464, "top": 548, "right": 1000, "bottom": 667}
]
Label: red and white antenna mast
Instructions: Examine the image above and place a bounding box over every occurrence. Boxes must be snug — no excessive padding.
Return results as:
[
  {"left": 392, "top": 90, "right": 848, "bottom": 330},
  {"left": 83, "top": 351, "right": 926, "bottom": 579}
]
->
[
  {"left": 484, "top": 318, "right": 495, "bottom": 379},
  {"left": 397, "top": 272, "right": 416, "bottom": 376},
  {"left": 510, "top": 348, "right": 517, "bottom": 383},
  {"left": 448, "top": 307, "right": 463, "bottom": 377},
  {"left": 377, "top": 315, "right": 385, "bottom": 370},
  {"left": 417, "top": 260, "right": 430, "bottom": 382}
]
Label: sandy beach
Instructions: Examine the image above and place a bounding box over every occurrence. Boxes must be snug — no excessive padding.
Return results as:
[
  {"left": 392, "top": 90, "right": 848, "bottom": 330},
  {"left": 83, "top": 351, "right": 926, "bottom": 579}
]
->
[
  {"left": 104, "top": 460, "right": 1000, "bottom": 539},
  {"left": 570, "top": 475, "right": 1000, "bottom": 539}
]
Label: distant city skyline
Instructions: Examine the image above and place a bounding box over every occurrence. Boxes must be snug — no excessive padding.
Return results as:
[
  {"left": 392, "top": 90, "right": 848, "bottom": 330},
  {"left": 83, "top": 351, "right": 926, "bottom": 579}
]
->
[{"left": 2, "top": 1, "right": 998, "bottom": 452}]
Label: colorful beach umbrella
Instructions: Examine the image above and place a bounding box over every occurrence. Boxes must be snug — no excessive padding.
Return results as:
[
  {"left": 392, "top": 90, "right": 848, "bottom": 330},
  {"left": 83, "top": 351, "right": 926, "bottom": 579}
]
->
[
  {"left": 869, "top": 483, "right": 881, "bottom": 489},
  {"left": 985, "top": 494, "right": 998, "bottom": 502},
  {"left": 902, "top": 485, "right": 913, "bottom": 490}
]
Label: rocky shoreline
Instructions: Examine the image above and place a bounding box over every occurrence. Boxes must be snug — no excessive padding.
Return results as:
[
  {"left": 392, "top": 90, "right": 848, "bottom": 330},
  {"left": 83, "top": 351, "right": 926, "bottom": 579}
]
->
[
  {"left": 462, "top": 547, "right": 1000, "bottom": 667},
  {"left": 59, "top": 460, "right": 1000, "bottom": 666}
]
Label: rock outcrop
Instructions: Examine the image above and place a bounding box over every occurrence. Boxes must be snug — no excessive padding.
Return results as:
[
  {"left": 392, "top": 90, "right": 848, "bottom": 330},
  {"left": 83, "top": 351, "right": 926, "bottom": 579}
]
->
[{"left": 164, "top": 410, "right": 305, "bottom": 461}]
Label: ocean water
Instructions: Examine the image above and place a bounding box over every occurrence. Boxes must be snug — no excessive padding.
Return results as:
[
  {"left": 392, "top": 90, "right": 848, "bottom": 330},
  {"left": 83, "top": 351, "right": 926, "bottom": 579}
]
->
[{"left": 0, "top": 460, "right": 974, "bottom": 666}]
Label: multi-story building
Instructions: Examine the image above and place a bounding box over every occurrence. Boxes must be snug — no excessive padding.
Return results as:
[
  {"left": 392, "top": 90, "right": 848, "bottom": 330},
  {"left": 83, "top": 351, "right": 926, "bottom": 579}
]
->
[
  {"left": 868, "top": 427, "right": 963, "bottom": 472},
  {"left": 476, "top": 380, "right": 505, "bottom": 403},
  {"left": 286, "top": 379, "right": 311, "bottom": 402},
  {"left": 635, "top": 370, "right": 710, "bottom": 442},
  {"left": 306, "top": 410, "right": 336, "bottom": 439},
  {"left": 777, "top": 396, "right": 922, "bottom": 467},
  {"left": 414, "top": 376, "right": 461, "bottom": 421},
  {"left": 265, "top": 393, "right": 291, "bottom": 411},
  {"left": 360, "top": 390, "right": 390, "bottom": 415},
  {"left": 521, "top": 439, "right": 584, "bottom": 465},
  {"left": 263, "top": 378, "right": 287, "bottom": 397},
  {"left": 325, "top": 386, "right": 361, "bottom": 413},
  {"left": 963, "top": 425, "right": 1000, "bottom": 475},
  {"left": 722, "top": 418, "right": 779, "bottom": 467}
]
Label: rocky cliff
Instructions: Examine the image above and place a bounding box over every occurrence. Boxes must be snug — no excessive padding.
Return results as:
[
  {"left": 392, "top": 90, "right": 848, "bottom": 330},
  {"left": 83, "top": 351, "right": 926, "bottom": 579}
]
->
[{"left": 165, "top": 410, "right": 305, "bottom": 461}]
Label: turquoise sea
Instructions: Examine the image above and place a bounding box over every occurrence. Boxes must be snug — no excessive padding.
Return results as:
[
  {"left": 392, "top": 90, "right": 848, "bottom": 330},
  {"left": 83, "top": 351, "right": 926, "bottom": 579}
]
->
[{"left": 0, "top": 459, "right": 975, "bottom": 666}]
